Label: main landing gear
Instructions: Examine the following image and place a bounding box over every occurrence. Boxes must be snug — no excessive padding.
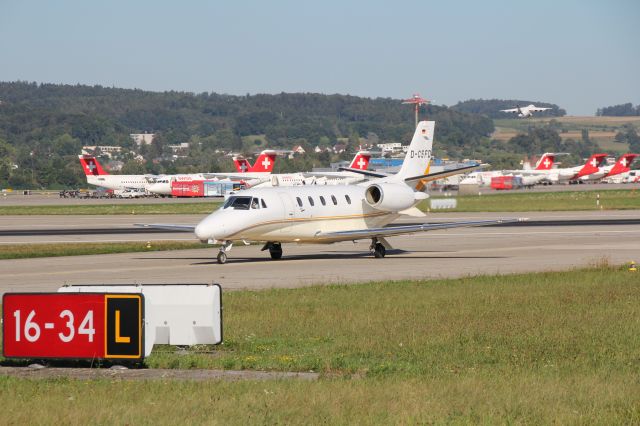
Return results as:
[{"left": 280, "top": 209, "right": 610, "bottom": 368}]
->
[
  {"left": 261, "top": 242, "right": 283, "bottom": 260},
  {"left": 217, "top": 241, "right": 233, "bottom": 264},
  {"left": 370, "top": 237, "right": 386, "bottom": 258}
]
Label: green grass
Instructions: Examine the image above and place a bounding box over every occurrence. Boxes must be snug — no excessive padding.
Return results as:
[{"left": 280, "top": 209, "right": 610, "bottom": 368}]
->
[
  {"left": 0, "top": 202, "right": 221, "bottom": 215},
  {"left": 2, "top": 266, "right": 639, "bottom": 423},
  {"left": 424, "top": 189, "right": 640, "bottom": 212},
  {"left": 0, "top": 241, "right": 206, "bottom": 260}
]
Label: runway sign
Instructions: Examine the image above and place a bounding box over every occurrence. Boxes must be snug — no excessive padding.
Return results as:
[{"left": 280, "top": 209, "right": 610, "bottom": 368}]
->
[{"left": 2, "top": 293, "right": 144, "bottom": 361}]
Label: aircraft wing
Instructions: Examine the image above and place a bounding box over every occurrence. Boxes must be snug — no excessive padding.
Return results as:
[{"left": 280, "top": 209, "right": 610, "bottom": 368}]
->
[
  {"left": 336, "top": 167, "right": 389, "bottom": 178},
  {"left": 500, "top": 108, "right": 518, "bottom": 113},
  {"left": 135, "top": 223, "right": 196, "bottom": 232},
  {"left": 531, "top": 107, "right": 551, "bottom": 112},
  {"left": 319, "top": 218, "right": 527, "bottom": 240}
]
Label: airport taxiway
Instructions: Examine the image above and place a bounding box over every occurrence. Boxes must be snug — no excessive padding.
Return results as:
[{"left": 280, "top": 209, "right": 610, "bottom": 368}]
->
[{"left": 1, "top": 210, "right": 639, "bottom": 296}]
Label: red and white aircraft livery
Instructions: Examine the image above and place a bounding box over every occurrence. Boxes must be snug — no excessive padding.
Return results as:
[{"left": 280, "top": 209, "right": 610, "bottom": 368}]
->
[
  {"left": 232, "top": 151, "right": 277, "bottom": 173},
  {"left": 145, "top": 151, "right": 278, "bottom": 195},
  {"left": 459, "top": 153, "right": 562, "bottom": 187},
  {"left": 519, "top": 153, "right": 608, "bottom": 183},
  {"left": 137, "top": 121, "right": 511, "bottom": 264},
  {"left": 79, "top": 156, "right": 152, "bottom": 191},
  {"left": 579, "top": 153, "right": 638, "bottom": 182},
  {"left": 247, "top": 151, "right": 373, "bottom": 188}
]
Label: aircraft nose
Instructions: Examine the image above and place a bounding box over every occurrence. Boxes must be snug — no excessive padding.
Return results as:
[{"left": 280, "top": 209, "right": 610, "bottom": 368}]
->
[{"left": 195, "top": 214, "right": 223, "bottom": 242}]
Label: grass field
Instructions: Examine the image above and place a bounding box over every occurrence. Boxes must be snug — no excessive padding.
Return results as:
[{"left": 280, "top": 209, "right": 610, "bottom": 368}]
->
[
  {"left": 0, "top": 241, "right": 206, "bottom": 260},
  {"left": 0, "top": 190, "right": 638, "bottom": 216},
  {"left": 0, "top": 202, "right": 221, "bottom": 215},
  {"left": 492, "top": 115, "right": 640, "bottom": 152},
  {"left": 425, "top": 189, "right": 640, "bottom": 212},
  {"left": 1, "top": 265, "right": 639, "bottom": 423}
]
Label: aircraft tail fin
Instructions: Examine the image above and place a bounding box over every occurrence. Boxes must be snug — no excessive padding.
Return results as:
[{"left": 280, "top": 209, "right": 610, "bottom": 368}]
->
[
  {"left": 606, "top": 153, "right": 638, "bottom": 177},
  {"left": 534, "top": 153, "right": 555, "bottom": 170},
  {"left": 251, "top": 150, "right": 277, "bottom": 173},
  {"left": 233, "top": 157, "right": 252, "bottom": 173},
  {"left": 575, "top": 153, "right": 608, "bottom": 178},
  {"left": 78, "top": 155, "right": 109, "bottom": 176},
  {"left": 390, "top": 121, "right": 434, "bottom": 189},
  {"left": 349, "top": 151, "right": 371, "bottom": 170}
]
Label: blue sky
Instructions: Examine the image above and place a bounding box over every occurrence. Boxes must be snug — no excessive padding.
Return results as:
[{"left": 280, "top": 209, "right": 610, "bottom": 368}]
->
[{"left": 1, "top": 0, "right": 638, "bottom": 115}]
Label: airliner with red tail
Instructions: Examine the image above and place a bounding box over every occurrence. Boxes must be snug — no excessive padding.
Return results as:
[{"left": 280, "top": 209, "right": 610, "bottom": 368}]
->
[
  {"left": 519, "top": 153, "right": 608, "bottom": 183},
  {"left": 579, "top": 153, "right": 638, "bottom": 182},
  {"left": 79, "top": 155, "right": 151, "bottom": 191},
  {"left": 232, "top": 151, "right": 277, "bottom": 174}
]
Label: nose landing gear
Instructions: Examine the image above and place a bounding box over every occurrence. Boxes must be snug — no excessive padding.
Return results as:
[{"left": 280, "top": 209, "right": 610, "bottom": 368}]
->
[{"left": 217, "top": 241, "right": 233, "bottom": 264}]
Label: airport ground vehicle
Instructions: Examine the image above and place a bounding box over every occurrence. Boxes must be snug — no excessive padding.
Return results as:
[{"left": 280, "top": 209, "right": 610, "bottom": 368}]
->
[{"left": 115, "top": 188, "right": 147, "bottom": 198}]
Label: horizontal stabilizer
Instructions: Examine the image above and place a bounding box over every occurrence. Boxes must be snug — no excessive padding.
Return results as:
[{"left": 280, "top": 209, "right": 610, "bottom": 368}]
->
[
  {"left": 404, "top": 164, "right": 480, "bottom": 183},
  {"left": 337, "top": 167, "right": 389, "bottom": 178}
]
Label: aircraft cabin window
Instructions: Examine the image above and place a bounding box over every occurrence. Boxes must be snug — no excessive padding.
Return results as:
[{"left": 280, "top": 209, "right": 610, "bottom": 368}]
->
[
  {"left": 261, "top": 199, "right": 267, "bottom": 208},
  {"left": 331, "top": 195, "right": 337, "bottom": 205},
  {"left": 296, "top": 197, "right": 303, "bottom": 207},
  {"left": 251, "top": 198, "right": 260, "bottom": 209},
  {"left": 308, "top": 196, "right": 315, "bottom": 206},
  {"left": 345, "top": 195, "right": 351, "bottom": 204},
  {"left": 319, "top": 196, "right": 326, "bottom": 206}
]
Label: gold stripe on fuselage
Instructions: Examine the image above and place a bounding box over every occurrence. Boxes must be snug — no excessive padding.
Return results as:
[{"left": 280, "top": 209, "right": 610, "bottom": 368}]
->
[{"left": 226, "top": 211, "right": 392, "bottom": 239}]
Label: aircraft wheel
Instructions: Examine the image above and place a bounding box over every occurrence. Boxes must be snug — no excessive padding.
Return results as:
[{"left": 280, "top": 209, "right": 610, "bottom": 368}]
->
[
  {"left": 373, "top": 243, "right": 386, "bottom": 258},
  {"left": 217, "top": 251, "right": 227, "bottom": 264},
  {"left": 269, "top": 244, "right": 283, "bottom": 260}
]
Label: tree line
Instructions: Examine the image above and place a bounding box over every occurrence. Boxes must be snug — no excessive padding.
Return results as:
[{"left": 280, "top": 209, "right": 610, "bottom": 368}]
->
[
  {"left": 0, "top": 82, "right": 621, "bottom": 189},
  {"left": 596, "top": 103, "right": 640, "bottom": 116}
]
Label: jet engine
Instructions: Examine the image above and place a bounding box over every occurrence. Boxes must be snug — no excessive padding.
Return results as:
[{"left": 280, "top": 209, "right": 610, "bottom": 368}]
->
[{"left": 364, "top": 183, "right": 418, "bottom": 212}]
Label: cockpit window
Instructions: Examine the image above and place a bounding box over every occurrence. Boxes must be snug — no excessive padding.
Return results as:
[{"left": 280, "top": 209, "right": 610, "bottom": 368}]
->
[
  {"left": 251, "top": 198, "right": 260, "bottom": 209},
  {"left": 296, "top": 197, "right": 303, "bottom": 207},
  {"left": 223, "top": 196, "right": 252, "bottom": 210},
  {"left": 261, "top": 199, "right": 267, "bottom": 208}
]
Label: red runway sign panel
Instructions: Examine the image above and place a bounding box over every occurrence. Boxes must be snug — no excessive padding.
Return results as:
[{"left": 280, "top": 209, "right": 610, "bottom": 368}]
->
[{"left": 2, "top": 293, "right": 143, "bottom": 360}]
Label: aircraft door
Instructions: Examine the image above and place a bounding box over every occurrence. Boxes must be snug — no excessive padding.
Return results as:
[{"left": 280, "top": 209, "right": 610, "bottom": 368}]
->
[{"left": 278, "top": 193, "right": 296, "bottom": 233}]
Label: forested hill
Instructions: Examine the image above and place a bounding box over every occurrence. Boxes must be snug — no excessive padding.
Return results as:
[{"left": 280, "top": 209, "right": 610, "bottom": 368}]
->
[
  {"left": 451, "top": 99, "right": 566, "bottom": 118},
  {"left": 0, "top": 81, "right": 493, "bottom": 152}
]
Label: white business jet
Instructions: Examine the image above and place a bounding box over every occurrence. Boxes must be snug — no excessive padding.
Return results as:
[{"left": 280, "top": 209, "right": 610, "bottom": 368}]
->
[
  {"left": 139, "top": 121, "right": 522, "bottom": 263},
  {"left": 501, "top": 104, "right": 551, "bottom": 118}
]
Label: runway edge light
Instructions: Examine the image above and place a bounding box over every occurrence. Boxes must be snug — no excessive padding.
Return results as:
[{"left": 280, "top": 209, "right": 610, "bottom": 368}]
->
[{"left": 629, "top": 261, "right": 637, "bottom": 272}]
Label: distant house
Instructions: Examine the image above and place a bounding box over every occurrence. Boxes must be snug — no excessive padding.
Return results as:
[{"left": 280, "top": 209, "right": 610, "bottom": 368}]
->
[
  {"left": 333, "top": 143, "right": 346, "bottom": 154},
  {"left": 82, "top": 145, "right": 122, "bottom": 158},
  {"left": 292, "top": 145, "right": 306, "bottom": 154},
  {"left": 377, "top": 142, "right": 402, "bottom": 153},
  {"left": 130, "top": 133, "right": 155, "bottom": 146}
]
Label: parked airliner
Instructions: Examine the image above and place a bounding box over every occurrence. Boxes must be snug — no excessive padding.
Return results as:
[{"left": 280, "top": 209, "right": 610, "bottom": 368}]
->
[
  {"left": 578, "top": 153, "right": 638, "bottom": 182},
  {"left": 519, "top": 153, "right": 608, "bottom": 183},
  {"left": 139, "top": 121, "right": 520, "bottom": 263},
  {"left": 79, "top": 156, "right": 155, "bottom": 191}
]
